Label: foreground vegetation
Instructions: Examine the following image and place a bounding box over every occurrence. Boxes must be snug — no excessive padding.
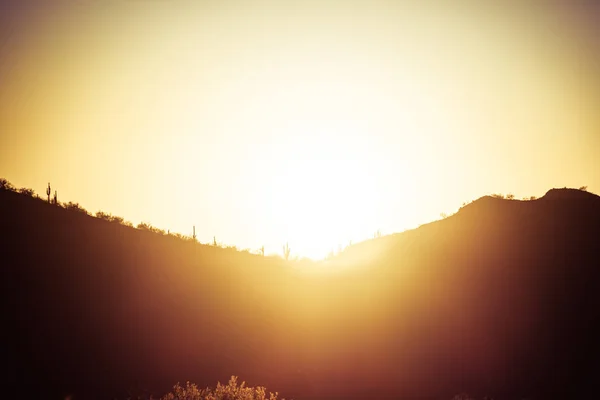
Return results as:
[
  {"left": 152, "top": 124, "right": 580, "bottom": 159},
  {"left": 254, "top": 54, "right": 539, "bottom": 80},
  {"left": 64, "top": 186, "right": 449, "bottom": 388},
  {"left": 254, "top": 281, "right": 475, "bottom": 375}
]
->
[
  {"left": 156, "top": 376, "right": 286, "bottom": 400},
  {"left": 152, "top": 377, "right": 490, "bottom": 400}
]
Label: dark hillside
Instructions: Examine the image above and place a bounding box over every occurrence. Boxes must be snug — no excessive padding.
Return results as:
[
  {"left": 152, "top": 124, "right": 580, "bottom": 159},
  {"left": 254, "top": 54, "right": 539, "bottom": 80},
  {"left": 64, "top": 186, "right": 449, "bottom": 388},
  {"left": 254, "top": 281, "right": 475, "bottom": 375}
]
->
[
  {"left": 2, "top": 187, "right": 600, "bottom": 399},
  {"left": 0, "top": 189, "right": 300, "bottom": 399}
]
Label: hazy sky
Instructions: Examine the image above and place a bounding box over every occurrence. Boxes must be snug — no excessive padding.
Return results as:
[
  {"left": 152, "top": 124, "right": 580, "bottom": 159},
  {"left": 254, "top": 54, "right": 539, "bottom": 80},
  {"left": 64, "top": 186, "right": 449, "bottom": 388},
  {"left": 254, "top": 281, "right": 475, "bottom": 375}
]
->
[{"left": 1, "top": 0, "right": 599, "bottom": 259}]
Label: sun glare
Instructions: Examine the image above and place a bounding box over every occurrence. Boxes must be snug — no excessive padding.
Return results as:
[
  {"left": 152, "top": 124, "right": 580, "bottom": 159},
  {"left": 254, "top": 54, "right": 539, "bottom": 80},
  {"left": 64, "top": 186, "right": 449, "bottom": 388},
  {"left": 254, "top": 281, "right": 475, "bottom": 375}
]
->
[
  {"left": 1, "top": 1, "right": 597, "bottom": 262},
  {"left": 162, "top": 51, "right": 395, "bottom": 260},
  {"left": 265, "top": 132, "right": 381, "bottom": 260}
]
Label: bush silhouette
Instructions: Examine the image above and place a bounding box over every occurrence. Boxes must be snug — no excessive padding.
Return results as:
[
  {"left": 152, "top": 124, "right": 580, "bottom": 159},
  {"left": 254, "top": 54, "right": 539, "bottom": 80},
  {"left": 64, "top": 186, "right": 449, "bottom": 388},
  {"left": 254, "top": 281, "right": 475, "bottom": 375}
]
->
[
  {"left": 17, "top": 187, "right": 35, "bottom": 197},
  {"left": 137, "top": 221, "right": 166, "bottom": 235},
  {"left": 0, "top": 178, "right": 15, "bottom": 191},
  {"left": 161, "top": 376, "right": 286, "bottom": 400},
  {"left": 64, "top": 202, "right": 89, "bottom": 215},
  {"left": 95, "top": 211, "right": 112, "bottom": 221},
  {"left": 137, "top": 221, "right": 153, "bottom": 231}
]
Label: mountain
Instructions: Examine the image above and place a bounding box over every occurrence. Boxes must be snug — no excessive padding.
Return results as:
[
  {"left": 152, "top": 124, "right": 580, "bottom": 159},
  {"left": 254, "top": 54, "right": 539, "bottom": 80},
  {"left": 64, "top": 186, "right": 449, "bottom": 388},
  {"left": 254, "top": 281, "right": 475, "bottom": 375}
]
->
[{"left": 1, "top": 186, "right": 599, "bottom": 399}]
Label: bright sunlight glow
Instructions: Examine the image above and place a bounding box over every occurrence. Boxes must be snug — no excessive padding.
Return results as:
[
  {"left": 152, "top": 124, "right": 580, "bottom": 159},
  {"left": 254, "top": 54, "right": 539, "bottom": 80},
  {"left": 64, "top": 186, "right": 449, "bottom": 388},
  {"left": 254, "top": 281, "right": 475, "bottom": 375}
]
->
[{"left": 1, "top": 1, "right": 598, "bottom": 260}]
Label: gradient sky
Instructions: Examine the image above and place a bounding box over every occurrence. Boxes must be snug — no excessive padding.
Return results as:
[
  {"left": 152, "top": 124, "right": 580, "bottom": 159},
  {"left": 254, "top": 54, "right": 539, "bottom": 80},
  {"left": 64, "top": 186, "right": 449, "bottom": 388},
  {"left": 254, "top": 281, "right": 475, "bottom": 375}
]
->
[{"left": 1, "top": 0, "right": 599, "bottom": 259}]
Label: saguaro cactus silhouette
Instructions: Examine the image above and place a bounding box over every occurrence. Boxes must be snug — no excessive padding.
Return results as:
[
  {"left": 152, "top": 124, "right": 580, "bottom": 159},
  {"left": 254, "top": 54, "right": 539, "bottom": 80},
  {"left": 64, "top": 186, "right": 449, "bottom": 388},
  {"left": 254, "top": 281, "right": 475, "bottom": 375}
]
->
[
  {"left": 53, "top": 190, "right": 57, "bottom": 205},
  {"left": 283, "top": 242, "right": 290, "bottom": 261},
  {"left": 260, "top": 245, "right": 265, "bottom": 257},
  {"left": 193, "top": 226, "right": 197, "bottom": 241},
  {"left": 46, "top": 183, "right": 51, "bottom": 202}
]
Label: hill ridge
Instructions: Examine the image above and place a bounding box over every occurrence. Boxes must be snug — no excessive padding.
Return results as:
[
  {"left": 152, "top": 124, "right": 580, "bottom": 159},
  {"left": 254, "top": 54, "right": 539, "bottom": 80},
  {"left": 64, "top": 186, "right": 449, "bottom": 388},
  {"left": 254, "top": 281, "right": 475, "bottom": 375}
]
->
[{"left": 1, "top": 184, "right": 600, "bottom": 399}]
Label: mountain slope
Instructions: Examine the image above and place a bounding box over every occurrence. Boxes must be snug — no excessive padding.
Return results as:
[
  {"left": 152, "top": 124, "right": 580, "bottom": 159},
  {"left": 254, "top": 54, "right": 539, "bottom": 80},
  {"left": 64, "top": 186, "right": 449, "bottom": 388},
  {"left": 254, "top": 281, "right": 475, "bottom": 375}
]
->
[{"left": 1, "top": 187, "right": 599, "bottom": 399}]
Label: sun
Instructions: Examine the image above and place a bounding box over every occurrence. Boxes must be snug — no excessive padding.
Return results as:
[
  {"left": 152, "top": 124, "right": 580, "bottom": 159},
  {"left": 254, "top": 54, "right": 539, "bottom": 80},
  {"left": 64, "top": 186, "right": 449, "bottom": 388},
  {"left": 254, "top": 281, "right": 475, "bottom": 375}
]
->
[
  {"left": 146, "top": 36, "right": 407, "bottom": 260},
  {"left": 263, "top": 126, "right": 381, "bottom": 261}
]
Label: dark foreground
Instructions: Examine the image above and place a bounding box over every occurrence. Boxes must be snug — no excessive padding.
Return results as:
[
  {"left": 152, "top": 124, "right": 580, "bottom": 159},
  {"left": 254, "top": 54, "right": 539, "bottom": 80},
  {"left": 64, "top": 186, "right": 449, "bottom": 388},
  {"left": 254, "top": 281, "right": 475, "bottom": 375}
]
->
[{"left": 2, "top": 187, "right": 600, "bottom": 399}]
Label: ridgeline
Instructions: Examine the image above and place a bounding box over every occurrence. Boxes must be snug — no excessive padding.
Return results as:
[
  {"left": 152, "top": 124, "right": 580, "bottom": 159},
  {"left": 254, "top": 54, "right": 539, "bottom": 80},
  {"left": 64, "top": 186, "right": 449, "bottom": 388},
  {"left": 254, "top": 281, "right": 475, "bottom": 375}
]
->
[{"left": 1, "top": 186, "right": 599, "bottom": 399}]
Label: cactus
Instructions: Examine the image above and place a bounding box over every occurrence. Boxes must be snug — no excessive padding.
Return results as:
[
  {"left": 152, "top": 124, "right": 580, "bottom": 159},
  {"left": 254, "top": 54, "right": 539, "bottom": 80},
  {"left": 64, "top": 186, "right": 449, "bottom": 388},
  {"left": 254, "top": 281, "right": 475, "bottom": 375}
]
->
[
  {"left": 283, "top": 242, "right": 290, "bottom": 261},
  {"left": 53, "top": 190, "right": 58, "bottom": 205},
  {"left": 213, "top": 236, "right": 217, "bottom": 246},
  {"left": 260, "top": 245, "right": 265, "bottom": 257},
  {"left": 46, "top": 183, "right": 51, "bottom": 202},
  {"left": 193, "top": 226, "right": 197, "bottom": 241}
]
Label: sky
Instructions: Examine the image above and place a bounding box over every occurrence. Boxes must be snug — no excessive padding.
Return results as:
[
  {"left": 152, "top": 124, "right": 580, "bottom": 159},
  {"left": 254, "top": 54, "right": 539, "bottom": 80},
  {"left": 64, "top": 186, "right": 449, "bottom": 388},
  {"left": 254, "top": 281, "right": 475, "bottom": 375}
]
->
[{"left": 1, "top": 0, "right": 599, "bottom": 259}]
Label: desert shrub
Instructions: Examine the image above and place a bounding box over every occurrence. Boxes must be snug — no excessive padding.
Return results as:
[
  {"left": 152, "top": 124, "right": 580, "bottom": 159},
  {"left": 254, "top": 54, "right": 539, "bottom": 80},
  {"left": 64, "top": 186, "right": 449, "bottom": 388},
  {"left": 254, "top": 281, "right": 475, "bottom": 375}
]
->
[
  {"left": 95, "top": 211, "right": 133, "bottom": 227},
  {"left": 0, "top": 178, "right": 15, "bottom": 191},
  {"left": 111, "top": 215, "right": 134, "bottom": 226},
  {"left": 109, "top": 215, "right": 124, "bottom": 224},
  {"left": 150, "top": 226, "right": 166, "bottom": 235},
  {"left": 161, "top": 376, "right": 285, "bottom": 400},
  {"left": 64, "top": 202, "right": 90, "bottom": 215},
  {"left": 137, "top": 222, "right": 154, "bottom": 231},
  {"left": 136, "top": 221, "right": 165, "bottom": 234},
  {"left": 95, "top": 211, "right": 112, "bottom": 221},
  {"left": 18, "top": 187, "right": 35, "bottom": 196},
  {"left": 491, "top": 193, "right": 505, "bottom": 199}
]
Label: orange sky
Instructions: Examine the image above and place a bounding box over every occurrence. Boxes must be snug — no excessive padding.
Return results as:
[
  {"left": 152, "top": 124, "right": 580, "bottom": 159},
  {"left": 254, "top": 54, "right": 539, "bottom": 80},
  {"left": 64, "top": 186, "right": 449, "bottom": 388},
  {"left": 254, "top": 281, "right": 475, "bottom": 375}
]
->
[{"left": 1, "top": 0, "right": 599, "bottom": 259}]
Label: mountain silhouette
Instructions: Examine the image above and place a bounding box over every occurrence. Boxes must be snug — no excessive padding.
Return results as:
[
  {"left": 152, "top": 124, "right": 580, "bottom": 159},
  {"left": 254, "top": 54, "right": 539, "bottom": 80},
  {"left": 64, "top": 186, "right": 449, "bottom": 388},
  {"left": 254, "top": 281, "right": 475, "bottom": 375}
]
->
[{"left": 1, "top": 186, "right": 599, "bottom": 399}]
